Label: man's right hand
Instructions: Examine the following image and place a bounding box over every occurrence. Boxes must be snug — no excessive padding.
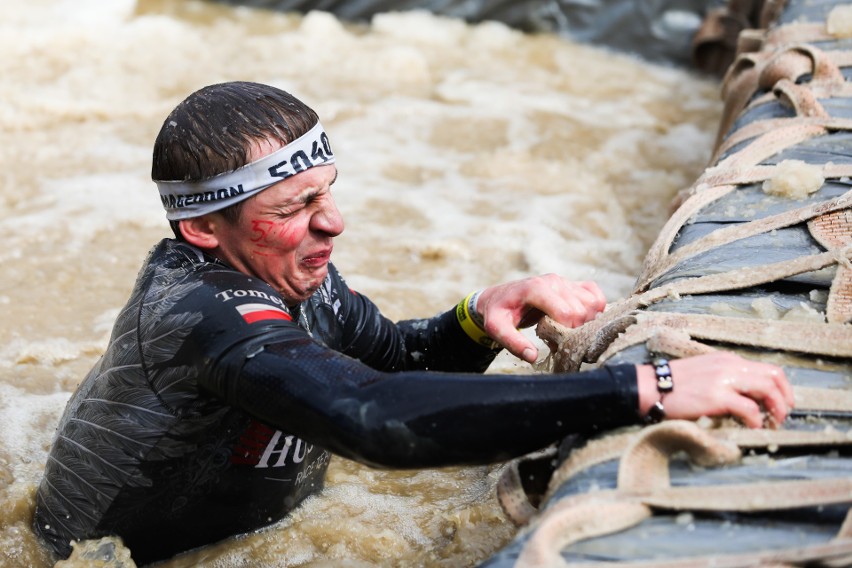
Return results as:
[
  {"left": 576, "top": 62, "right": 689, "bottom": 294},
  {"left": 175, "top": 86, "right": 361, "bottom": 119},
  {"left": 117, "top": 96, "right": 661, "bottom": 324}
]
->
[{"left": 636, "top": 352, "right": 795, "bottom": 428}]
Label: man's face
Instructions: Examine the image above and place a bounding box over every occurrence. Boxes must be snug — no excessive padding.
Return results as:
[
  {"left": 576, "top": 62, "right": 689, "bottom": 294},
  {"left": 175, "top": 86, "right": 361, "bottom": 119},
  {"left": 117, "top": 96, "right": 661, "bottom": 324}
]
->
[{"left": 209, "top": 160, "right": 343, "bottom": 305}]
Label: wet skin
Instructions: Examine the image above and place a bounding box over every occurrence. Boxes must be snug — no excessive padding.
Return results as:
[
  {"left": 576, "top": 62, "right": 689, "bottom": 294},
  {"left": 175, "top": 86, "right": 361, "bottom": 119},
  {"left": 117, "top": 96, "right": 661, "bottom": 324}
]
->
[{"left": 193, "top": 163, "right": 343, "bottom": 306}]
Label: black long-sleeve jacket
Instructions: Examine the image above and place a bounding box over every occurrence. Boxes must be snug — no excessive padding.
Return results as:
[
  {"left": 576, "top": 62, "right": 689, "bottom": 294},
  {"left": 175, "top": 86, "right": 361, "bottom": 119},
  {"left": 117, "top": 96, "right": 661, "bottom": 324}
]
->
[{"left": 34, "top": 239, "right": 639, "bottom": 564}]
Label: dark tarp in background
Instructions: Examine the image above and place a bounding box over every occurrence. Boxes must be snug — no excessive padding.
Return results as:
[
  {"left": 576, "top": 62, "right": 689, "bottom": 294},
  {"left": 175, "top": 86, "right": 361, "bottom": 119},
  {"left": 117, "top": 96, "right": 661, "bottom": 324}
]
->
[{"left": 214, "top": 0, "right": 727, "bottom": 68}]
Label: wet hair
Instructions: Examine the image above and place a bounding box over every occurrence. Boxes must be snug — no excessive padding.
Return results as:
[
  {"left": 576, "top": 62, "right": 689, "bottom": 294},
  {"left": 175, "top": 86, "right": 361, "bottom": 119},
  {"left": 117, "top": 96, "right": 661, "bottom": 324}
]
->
[{"left": 151, "top": 81, "right": 320, "bottom": 237}]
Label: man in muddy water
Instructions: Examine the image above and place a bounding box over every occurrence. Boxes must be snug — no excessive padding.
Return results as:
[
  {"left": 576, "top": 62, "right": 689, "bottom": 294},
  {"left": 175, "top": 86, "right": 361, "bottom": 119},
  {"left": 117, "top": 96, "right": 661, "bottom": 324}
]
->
[{"left": 34, "top": 81, "right": 794, "bottom": 564}]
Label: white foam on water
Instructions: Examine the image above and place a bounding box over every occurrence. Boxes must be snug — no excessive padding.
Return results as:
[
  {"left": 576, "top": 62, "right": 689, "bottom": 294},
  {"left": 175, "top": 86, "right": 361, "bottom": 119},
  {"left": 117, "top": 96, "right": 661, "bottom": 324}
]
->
[{"left": 0, "top": 384, "right": 69, "bottom": 484}]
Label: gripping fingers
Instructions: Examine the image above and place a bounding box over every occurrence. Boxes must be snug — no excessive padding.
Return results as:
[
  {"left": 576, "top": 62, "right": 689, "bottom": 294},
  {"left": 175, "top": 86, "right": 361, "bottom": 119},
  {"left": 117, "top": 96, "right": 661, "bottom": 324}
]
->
[
  {"left": 543, "top": 285, "right": 606, "bottom": 328},
  {"left": 577, "top": 281, "right": 607, "bottom": 313},
  {"left": 487, "top": 313, "right": 538, "bottom": 363},
  {"left": 727, "top": 395, "right": 764, "bottom": 429},
  {"left": 738, "top": 360, "right": 793, "bottom": 423},
  {"left": 731, "top": 372, "right": 791, "bottom": 428},
  {"left": 770, "top": 366, "right": 795, "bottom": 408},
  {"left": 564, "top": 284, "right": 606, "bottom": 323},
  {"left": 560, "top": 295, "right": 590, "bottom": 328},
  {"left": 503, "top": 330, "right": 537, "bottom": 363}
]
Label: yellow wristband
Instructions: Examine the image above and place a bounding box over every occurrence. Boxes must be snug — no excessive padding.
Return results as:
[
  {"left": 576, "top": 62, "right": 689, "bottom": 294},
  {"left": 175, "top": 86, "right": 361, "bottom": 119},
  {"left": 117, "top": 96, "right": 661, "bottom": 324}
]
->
[{"left": 456, "top": 292, "right": 496, "bottom": 348}]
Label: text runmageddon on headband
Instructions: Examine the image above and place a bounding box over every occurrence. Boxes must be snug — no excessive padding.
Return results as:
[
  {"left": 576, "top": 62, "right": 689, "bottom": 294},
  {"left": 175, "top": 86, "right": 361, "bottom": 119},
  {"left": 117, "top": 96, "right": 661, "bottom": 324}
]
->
[{"left": 155, "top": 122, "right": 335, "bottom": 220}]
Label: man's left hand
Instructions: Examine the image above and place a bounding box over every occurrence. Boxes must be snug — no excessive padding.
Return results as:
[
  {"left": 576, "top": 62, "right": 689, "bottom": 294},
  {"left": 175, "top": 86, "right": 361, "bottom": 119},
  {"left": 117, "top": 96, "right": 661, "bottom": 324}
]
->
[{"left": 475, "top": 274, "right": 606, "bottom": 363}]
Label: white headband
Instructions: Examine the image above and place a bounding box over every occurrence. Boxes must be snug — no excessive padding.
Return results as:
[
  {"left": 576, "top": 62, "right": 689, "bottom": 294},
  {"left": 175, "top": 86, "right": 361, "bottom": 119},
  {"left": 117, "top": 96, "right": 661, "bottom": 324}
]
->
[{"left": 156, "top": 121, "right": 335, "bottom": 220}]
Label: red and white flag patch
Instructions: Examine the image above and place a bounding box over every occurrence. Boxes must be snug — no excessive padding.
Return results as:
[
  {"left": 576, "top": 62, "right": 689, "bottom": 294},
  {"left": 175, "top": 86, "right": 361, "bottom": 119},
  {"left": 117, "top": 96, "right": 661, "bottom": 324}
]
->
[{"left": 236, "top": 303, "right": 293, "bottom": 324}]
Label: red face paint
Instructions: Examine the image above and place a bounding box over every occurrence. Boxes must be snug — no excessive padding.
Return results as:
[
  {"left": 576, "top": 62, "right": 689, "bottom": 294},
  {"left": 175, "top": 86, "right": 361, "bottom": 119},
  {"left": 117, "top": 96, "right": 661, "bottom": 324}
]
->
[{"left": 211, "top": 165, "right": 342, "bottom": 304}]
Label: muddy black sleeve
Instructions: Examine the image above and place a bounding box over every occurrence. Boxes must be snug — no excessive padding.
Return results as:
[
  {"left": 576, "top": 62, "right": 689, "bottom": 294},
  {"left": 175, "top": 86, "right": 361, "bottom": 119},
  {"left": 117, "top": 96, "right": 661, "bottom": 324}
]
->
[
  {"left": 207, "top": 330, "right": 640, "bottom": 469},
  {"left": 330, "top": 269, "right": 501, "bottom": 374}
]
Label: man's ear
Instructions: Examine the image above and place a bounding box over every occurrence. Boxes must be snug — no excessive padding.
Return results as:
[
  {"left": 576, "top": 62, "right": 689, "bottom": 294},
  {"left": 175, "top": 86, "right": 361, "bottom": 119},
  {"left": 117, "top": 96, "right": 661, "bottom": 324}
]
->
[{"left": 179, "top": 216, "right": 220, "bottom": 250}]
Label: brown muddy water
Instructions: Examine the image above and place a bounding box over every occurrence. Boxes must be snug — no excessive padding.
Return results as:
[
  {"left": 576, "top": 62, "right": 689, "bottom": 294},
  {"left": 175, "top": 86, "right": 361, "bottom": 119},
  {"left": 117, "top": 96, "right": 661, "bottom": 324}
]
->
[{"left": 0, "top": 0, "right": 721, "bottom": 565}]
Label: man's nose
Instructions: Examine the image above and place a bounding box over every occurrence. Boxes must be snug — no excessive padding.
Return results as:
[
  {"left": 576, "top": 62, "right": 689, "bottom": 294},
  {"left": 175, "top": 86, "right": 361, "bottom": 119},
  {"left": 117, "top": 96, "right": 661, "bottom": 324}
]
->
[{"left": 313, "top": 199, "right": 344, "bottom": 236}]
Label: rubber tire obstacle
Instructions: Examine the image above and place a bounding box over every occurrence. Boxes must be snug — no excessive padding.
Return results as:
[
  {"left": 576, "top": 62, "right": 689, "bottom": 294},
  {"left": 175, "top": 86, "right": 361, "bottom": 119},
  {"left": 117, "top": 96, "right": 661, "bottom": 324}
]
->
[{"left": 486, "top": 1, "right": 852, "bottom": 566}]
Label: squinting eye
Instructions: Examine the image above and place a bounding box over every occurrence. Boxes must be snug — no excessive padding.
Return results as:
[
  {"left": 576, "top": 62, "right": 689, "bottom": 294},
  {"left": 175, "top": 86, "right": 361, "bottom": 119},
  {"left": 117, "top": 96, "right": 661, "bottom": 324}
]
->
[{"left": 304, "top": 193, "right": 323, "bottom": 207}]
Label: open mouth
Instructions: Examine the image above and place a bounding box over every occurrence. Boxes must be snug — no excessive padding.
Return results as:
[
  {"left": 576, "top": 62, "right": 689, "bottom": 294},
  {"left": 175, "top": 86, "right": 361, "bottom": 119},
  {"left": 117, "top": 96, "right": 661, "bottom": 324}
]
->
[{"left": 302, "top": 248, "right": 332, "bottom": 267}]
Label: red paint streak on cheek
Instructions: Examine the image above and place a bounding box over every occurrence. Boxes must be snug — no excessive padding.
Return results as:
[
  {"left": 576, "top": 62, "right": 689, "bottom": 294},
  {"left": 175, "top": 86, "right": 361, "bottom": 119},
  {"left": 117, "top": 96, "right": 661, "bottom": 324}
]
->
[
  {"left": 249, "top": 218, "right": 302, "bottom": 255},
  {"left": 274, "top": 221, "right": 302, "bottom": 249},
  {"left": 250, "top": 220, "right": 274, "bottom": 244}
]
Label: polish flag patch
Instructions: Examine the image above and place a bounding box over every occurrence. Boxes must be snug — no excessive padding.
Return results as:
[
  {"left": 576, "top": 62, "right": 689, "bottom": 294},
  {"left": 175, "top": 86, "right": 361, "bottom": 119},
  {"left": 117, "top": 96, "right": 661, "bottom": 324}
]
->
[{"left": 236, "top": 303, "right": 293, "bottom": 324}]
